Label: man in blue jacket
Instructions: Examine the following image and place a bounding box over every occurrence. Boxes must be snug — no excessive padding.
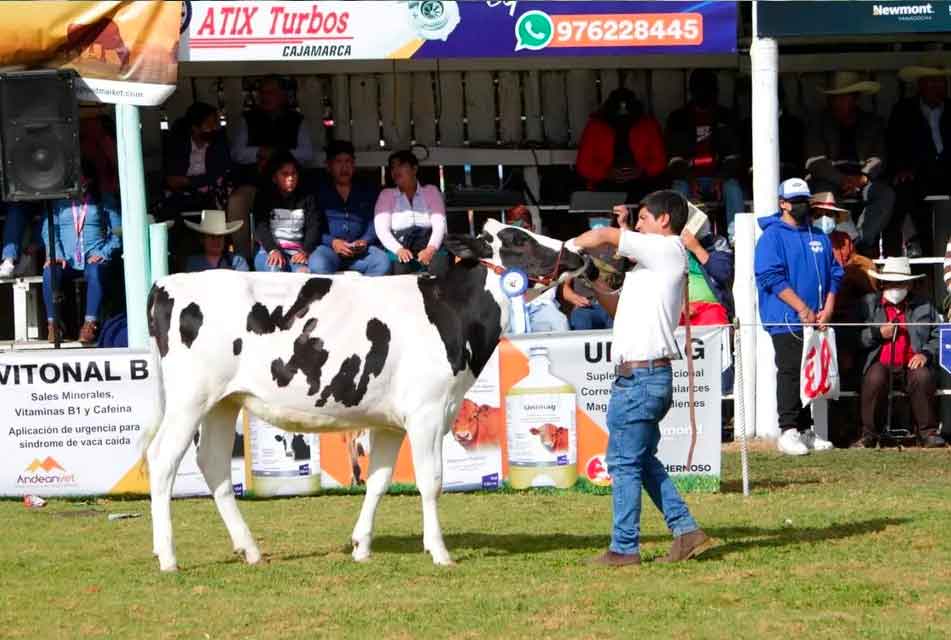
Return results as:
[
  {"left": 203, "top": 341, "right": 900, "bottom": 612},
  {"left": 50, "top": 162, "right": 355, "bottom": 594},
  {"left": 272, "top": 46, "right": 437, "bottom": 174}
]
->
[
  {"left": 755, "top": 178, "right": 844, "bottom": 455},
  {"left": 309, "top": 140, "right": 390, "bottom": 276}
]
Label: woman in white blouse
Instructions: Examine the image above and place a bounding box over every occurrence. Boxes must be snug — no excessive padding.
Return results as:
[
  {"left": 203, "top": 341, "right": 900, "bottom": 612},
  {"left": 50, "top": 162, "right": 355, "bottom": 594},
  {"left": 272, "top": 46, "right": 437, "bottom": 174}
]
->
[{"left": 373, "top": 150, "right": 449, "bottom": 277}]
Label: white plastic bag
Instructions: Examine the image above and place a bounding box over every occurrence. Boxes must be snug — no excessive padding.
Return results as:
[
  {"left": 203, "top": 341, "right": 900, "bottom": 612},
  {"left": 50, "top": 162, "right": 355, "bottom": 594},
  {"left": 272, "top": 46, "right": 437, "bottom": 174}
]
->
[{"left": 800, "top": 326, "right": 841, "bottom": 407}]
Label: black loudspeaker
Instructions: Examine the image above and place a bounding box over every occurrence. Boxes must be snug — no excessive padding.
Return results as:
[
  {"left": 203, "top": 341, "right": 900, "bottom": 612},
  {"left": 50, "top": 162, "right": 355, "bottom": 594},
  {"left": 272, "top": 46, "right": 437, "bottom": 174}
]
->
[{"left": 0, "top": 69, "right": 81, "bottom": 202}]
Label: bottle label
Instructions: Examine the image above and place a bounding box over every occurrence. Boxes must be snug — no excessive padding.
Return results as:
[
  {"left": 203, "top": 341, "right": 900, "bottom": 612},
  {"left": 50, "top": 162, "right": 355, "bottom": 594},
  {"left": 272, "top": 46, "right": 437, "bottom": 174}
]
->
[
  {"left": 249, "top": 415, "right": 319, "bottom": 480},
  {"left": 506, "top": 392, "right": 576, "bottom": 467}
]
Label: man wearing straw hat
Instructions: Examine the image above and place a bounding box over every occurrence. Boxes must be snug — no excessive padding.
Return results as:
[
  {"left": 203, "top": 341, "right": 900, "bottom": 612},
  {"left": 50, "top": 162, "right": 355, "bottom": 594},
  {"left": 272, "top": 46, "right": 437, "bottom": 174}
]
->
[
  {"left": 806, "top": 71, "right": 896, "bottom": 258},
  {"left": 183, "top": 210, "right": 249, "bottom": 273},
  {"left": 886, "top": 65, "right": 951, "bottom": 257},
  {"left": 857, "top": 257, "right": 945, "bottom": 448}
]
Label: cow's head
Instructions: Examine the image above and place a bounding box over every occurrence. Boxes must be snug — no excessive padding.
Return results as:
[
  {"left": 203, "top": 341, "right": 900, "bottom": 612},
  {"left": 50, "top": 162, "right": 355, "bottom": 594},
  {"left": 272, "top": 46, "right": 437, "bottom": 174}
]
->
[
  {"left": 445, "top": 219, "right": 588, "bottom": 284},
  {"left": 529, "top": 424, "right": 569, "bottom": 452}
]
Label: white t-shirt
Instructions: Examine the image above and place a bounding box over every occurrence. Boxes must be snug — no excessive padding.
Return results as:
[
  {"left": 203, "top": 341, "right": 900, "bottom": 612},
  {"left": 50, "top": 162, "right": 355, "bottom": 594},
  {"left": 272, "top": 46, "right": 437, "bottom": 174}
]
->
[{"left": 613, "top": 230, "right": 686, "bottom": 363}]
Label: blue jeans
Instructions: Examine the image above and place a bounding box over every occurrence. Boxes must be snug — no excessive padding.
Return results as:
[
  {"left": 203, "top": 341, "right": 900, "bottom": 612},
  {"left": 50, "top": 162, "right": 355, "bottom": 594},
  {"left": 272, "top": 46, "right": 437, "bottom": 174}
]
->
[
  {"left": 673, "top": 177, "right": 745, "bottom": 241},
  {"left": 253, "top": 247, "right": 311, "bottom": 273},
  {"left": 308, "top": 244, "right": 391, "bottom": 276},
  {"left": 606, "top": 365, "right": 698, "bottom": 555},
  {"left": 570, "top": 302, "right": 614, "bottom": 330},
  {"left": 2, "top": 203, "right": 39, "bottom": 262},
  {"left": 43, "top": 261, "right": 108, "bottom": 322},
  {"left": 526, "top": 298, "right": 569, "bottom": 333}
]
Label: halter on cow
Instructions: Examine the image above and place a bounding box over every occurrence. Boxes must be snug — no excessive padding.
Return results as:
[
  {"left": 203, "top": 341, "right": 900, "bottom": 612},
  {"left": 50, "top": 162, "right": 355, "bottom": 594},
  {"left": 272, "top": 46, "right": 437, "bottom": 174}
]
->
[{"left": 141, "top": 220, "right": 588, "bottom": 571}]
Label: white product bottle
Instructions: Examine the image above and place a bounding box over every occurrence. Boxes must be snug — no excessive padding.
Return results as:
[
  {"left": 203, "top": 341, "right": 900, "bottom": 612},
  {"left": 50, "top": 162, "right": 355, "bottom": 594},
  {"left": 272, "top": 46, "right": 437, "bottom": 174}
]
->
[
  {"left": 506, "top": 346, "right": 577, "bottom": 489},
  {"left": 248, "top": 413, "right": 320, "bottom": 497}
]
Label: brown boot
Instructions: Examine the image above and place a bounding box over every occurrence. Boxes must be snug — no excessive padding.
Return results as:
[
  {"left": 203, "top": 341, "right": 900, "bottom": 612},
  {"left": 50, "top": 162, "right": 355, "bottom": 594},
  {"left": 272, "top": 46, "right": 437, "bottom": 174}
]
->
[
  {"left": 587, "top": 550, "right": 641, "bottom": 567},
  {"left": 47, "top": 322, "right": 63, "bottom": 343},
  {"left": 78, "top": 321, "right": 98, "bottom": 345},
  {"left": 656, "top": 529, "right": 714, "bottom": 563}
]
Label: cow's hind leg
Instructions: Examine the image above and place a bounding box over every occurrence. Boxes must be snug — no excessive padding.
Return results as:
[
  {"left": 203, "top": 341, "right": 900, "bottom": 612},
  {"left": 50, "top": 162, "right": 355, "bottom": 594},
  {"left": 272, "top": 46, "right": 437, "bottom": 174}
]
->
[
  {"left": 406, "top": 414, "right": 452, "bottom": 566},
  {"left": 351, "top": 428, "right": 403, "bottom": 562},
  {"left": 197, "top": 402, "right": 261, "bottom": 566},
  {"left": 148, "top": 407, "right": 202, "bottom": 572}
]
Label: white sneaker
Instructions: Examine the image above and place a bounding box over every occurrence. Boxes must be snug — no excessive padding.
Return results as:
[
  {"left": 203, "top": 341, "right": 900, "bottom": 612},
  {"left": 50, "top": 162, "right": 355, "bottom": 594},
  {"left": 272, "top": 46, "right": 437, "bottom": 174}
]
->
[
  {"left": 800, "top": 430, "right": 834, "bottom": 451},
  {"left": 777, "top": 429, "right": 809, "bottom": 456},
  {"left": 0, "top": 260, "right": 14, "bottom": 278}
]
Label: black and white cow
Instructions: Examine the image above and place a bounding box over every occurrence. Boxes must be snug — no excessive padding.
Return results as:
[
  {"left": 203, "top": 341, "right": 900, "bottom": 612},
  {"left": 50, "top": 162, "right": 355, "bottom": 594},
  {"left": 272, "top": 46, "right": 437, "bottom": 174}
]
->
[{"left": 142, "top": 220, "right": 587, "bottom": 571}]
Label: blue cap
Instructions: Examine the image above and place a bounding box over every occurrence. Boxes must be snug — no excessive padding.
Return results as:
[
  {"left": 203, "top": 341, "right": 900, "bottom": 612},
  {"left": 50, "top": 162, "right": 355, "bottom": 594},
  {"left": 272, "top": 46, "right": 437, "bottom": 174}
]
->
[{"left": 778, "top": 178, "right": 811, "bottom": 200}]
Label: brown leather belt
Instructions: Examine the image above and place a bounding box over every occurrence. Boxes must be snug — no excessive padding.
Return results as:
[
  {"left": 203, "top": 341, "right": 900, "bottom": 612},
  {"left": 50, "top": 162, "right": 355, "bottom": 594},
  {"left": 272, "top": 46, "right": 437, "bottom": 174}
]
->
[{"left": 616, "top": 358, "right": 671, "bottom": 377}]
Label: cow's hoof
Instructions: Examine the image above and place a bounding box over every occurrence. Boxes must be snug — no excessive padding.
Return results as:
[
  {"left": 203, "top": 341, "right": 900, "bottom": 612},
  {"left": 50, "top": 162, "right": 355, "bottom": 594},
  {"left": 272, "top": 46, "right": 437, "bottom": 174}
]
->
[
  {"left": 428, "top": 548, "right": 454, "bottom": 566},
  {"left": 351, "top": 540, "right": 371, "bottom": 562},
  {"left": 159, "top": 561, "right": 179, "bottom": 573},
  {"left": 236, "top": 547, "right": 262, "bottom": 565}
]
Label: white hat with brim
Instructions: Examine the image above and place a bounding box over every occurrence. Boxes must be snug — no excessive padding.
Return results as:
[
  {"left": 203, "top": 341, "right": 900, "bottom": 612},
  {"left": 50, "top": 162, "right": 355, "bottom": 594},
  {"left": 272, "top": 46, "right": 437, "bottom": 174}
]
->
[
  {"left": 183, "top": 210, "right": 243, "bottom": 236},
  {"left": 899, "top": 66, "right": 951, "bottom": 82},
  {"left": 866, "top": 256, "right": 925, "bottom": 282},
  {"left": 821, "top": 71, "right": 881, "bottom": 96}
]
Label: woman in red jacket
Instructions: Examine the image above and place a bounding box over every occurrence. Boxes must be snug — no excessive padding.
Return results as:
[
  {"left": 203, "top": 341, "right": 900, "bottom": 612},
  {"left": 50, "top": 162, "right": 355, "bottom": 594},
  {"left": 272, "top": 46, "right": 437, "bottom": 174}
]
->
[{"left": 576, "top": 88, "right": 667, "bottom": 202}]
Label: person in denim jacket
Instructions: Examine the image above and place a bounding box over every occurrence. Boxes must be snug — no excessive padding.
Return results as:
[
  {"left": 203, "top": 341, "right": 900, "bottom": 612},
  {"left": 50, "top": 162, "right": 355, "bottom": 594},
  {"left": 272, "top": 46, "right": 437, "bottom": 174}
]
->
[
  {"left": 310, "top": 140, "right": 389, "bottom": 276},
  {"left": 41, "top": 165, "right": 122, "bottom": 344}
]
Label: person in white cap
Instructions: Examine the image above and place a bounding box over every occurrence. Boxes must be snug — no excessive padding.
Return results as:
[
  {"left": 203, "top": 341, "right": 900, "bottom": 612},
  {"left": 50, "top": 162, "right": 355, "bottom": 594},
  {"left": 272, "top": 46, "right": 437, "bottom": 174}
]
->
[
  {"left": 755, "top": 178, "right": 843, "bottom": 455},
  {"left": 857, "top": 257, "right": 946, "bottom": 448},
  {"left": 805, "top": 71, "right": 896, "bottom": 258},
  {"left": 887, "top": 65, "right": 951, "bottom": 257},
  {"left": 183, "top": 210, "right": 249, "bottom": 273}
]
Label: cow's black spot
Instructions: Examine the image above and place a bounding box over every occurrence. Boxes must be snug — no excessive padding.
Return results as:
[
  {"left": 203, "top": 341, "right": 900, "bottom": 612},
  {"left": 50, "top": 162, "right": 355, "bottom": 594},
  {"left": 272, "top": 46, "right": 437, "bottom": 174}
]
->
[
  {"left": 246, "top": 277, "right": 333, "bottom": 335},
  {"left": 179, "top": 303, "right": 203, "bottom": 348},
  {"left": 232, "top": 338, "right": 242, "bottom": 356},
  {"left": 417, "top": 265, "right": 501, "bottom": 377},
  {"left": 147, "top": 285, "right": 174, "bottom": 358},
  {"left": 315, "top": 318, "right": 391, "bottom": 408},
  {"left": 270, "top": 318, "right": 329, "bottom": 393}
]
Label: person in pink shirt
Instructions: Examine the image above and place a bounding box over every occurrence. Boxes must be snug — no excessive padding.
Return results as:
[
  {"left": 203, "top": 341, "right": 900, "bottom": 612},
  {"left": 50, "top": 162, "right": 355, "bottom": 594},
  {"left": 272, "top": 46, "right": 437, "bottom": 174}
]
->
[{"left": 374, "top": 150, "right": 449, "bottom": 277}]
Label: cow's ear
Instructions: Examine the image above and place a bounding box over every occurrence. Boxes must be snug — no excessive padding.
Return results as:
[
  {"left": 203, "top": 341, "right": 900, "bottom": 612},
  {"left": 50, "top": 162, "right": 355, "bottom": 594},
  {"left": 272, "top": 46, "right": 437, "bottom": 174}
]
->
[{"left": 444, "top": 234, "right": 493, "bottom": 260}]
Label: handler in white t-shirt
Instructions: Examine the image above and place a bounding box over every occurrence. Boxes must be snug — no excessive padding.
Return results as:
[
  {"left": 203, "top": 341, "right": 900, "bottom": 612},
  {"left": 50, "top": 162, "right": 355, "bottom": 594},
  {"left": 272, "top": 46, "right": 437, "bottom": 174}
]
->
[{"left": 570, "top": 190, "right": 712, "bottom": 567}]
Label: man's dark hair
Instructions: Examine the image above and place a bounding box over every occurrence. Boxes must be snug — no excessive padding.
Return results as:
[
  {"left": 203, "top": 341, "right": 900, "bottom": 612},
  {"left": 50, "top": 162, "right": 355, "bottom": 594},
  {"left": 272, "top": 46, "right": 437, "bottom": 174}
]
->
[
  {"left": 185, "top": 101, "right": 217, "bottom": 129},
  {"left": 388, "top": 149, "right": 419, "bottom": 168},
  {"left": 689, "top": 69, "right": 718, "bottom": 103},
  {"left": 642, "top": 190, "right": 689, "bottom": 234},
  {"left": 325, "top": 139, "right": 355, "bottom": 162}
]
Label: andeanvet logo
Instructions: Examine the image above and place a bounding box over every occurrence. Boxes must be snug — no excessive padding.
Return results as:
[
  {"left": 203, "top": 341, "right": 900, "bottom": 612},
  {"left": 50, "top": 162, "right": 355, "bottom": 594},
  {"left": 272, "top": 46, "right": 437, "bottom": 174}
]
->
[
  {"left": 17, "top": 456, "right": 77, "bottom": 486},
  {"left": 872, "top": 3, "right": 935, "bottom": 17}
]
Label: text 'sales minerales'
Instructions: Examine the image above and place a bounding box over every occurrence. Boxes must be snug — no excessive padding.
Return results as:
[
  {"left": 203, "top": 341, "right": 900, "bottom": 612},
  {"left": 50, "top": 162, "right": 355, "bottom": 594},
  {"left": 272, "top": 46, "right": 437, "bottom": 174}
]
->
[
  {"left": 506, "top": 346, "right": 577, "bottom": 489},
  {"left": 248, "top": 413, "right": 320, "bottom": 497}
]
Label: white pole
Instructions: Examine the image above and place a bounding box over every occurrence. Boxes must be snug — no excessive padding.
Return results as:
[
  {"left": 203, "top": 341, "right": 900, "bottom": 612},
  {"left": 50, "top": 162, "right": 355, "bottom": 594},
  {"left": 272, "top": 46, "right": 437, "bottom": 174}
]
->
[
  {"left": 750, "top": 6, "right": 781, "bottom": 440},
  {"left": 732, "top": 213, "right": 758, "bottom": 438}
]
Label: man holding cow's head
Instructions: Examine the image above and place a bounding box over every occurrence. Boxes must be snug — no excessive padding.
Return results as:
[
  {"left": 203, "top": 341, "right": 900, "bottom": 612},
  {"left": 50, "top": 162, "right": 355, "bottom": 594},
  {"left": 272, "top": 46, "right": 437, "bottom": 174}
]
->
[{"left": 568, "top": 190, "right": 712, "bottom": 567}]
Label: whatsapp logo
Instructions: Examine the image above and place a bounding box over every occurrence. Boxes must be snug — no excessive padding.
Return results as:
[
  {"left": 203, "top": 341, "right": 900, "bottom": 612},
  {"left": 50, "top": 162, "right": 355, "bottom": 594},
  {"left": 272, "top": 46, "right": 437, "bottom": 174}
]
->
[{"left": 515, "top": 10, "right": 553, "bottom": 51}]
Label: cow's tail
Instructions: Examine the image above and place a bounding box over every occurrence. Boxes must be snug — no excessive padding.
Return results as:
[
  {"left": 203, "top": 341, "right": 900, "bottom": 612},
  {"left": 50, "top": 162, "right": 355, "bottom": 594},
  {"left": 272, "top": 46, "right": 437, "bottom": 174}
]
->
[{"left": 137, "top": 284, "right": 167, "bottom": 477}]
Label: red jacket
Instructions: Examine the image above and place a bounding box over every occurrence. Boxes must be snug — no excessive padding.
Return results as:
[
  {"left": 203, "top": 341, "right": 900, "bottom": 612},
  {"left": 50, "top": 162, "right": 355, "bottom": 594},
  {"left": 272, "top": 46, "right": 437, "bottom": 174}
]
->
[{"left": 576, "top": 116, "right": 667, "bottom": 189}]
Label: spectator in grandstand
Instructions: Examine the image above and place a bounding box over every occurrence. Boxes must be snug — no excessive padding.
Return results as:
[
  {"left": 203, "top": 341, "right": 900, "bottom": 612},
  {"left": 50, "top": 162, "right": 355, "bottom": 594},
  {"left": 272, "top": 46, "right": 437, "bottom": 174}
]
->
[
  {"left": 183, "top": 210, "right": 249, "bottom": 273},
  {"left": 755, "top": 178, "right": 842, "bottom": 456},
  {"left": 805, "top": 71, "right": 896, "bottom": 258},
  {"left": 0, "top": 202, "right": 41, "bottom": 279},
  {"left": 886, "top": 65, "right": 951, "bottom": 258},
  {"left": 225, "top": 144, "right": 273, "bottom": 264},
  {"left": 41, "top": 162, "right": 121, "bottom": 345},
  {"left": 576, "top": 87, "right": 667, "bottom": 202},
  {"left": 230, "top": 75, "right": 314, "bottom": 172},
  {"left": 681, "top": 221, "right": 734, "bottom": 327},
  {"left": 667, "top": 69, "right": 745, "bottom": 243},
  {"left": 252, "top": 151, "right": 322, "bottom": 273},
  {"left": 310, "top": 140, "right": 389, "bottom": 276},
  {"left": 374, "top": 150, "right": 449, "bottom": 278},
  {"left": 161, "top": 102, "right": 231, "bottom": 220},
  {"left": 857, "top": 257, "right": 945, "bottom": 448},
  {"left": 560, "top": 213, "right": 626, "bottom": 331},
  {"left": 80, "top": 105, "right": 119, "bottom": 198}
]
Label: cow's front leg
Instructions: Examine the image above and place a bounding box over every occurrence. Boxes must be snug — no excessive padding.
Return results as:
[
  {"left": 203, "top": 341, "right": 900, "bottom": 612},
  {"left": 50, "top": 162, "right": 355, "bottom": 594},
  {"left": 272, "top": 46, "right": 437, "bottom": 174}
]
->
[
  {"left": 351, "top": 428, "right": 403, "bottom": 562},
  {"left": 407, "top": 416, "right": 452, "bottom": 566}
]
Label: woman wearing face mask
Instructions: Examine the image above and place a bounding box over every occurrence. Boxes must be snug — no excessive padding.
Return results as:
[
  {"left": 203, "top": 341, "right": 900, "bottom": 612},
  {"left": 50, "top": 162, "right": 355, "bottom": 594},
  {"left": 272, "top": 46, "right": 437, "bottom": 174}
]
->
[
  {"left": 856, "top": 257, "right": 946, "bottom": 448},
  {"left": 755, "top": 178, "right": 844, "bottom": 456},
  {"left": 810, "top": 191, "right": 852, "bottom": 236}
]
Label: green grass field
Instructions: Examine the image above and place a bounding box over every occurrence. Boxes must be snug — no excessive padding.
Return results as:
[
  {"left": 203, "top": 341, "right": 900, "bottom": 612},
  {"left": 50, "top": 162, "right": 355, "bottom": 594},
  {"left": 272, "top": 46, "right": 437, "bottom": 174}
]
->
[{"left": 2, "top": 446, "right": 950, "bottom": 639}]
